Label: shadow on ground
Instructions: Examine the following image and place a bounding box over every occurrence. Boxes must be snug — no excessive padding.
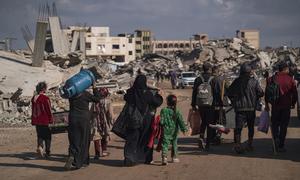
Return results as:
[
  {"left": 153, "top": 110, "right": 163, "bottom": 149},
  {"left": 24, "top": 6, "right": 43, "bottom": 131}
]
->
[
  {"left": 0, "top": 162, "right": 66, "bottom": 172},
  {"left": 93, "top": 159, "right": 124, "bottom": 167},
  {"left": 178, "top": 137, "right": 300, "bottom": 162},
  {"left": 0, "top": 152, "right": 67, "bottom": 172}
]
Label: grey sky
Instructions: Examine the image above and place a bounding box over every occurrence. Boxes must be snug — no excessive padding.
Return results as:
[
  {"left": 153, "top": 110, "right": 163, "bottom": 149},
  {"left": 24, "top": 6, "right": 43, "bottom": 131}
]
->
[{"left": 0, "top": 0, "right": 299, "bottom": 49}]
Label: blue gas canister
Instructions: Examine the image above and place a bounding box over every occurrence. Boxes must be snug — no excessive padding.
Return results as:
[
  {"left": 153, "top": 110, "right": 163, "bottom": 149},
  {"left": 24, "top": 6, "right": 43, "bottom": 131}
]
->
[{"left": 60, "top": 69, "right": 95, "bottom": 98}]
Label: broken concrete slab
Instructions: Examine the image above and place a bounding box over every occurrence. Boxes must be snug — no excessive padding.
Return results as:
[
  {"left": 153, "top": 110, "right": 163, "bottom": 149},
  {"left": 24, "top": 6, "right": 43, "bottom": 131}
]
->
[
  {"left": 0, "top": 57, "right": 63, "bottom": 96},
  {"left": 49, "top": 16, "right": 70, "bottom": 55}
]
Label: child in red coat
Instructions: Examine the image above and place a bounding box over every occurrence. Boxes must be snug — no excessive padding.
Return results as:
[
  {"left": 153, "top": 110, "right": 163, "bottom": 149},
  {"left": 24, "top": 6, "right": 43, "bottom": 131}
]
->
[{"left": 31, "top": 82, "right": 53, "bottom": 158}]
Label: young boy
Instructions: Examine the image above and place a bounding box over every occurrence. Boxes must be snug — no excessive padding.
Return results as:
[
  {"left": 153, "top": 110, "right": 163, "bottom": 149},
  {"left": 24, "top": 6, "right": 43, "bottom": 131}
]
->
[
  {"left": 160, "top": 94, "right": 189, "bottom": 165},
  {"left": 31, "top": 82, "right": 53, "bottom": 158}
]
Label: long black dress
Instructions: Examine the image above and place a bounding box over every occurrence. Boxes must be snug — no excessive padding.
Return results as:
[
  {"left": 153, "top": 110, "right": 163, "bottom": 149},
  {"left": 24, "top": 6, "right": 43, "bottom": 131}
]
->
[
  {"left": 123, "top": 75, "right": 163, "bottom": 165},
  {"left": 68, "top": 89, "right": 100, "bottom": 169}
]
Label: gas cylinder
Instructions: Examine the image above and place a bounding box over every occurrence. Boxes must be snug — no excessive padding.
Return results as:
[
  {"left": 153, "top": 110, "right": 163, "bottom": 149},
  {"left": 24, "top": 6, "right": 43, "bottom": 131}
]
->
[{"left": 60, "top": 69, "right": 95, "bottom": 98}]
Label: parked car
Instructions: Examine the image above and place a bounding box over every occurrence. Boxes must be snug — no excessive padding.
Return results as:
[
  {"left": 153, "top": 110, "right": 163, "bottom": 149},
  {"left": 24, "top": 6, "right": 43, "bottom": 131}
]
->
[{"left": 177, "top": 71, "right": 197, "bottom": 88}]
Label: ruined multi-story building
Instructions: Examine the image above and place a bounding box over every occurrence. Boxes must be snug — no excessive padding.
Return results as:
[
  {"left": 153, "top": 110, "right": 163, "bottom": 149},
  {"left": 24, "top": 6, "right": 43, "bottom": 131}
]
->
[
  {"left": 236, "top": 29, "right": 260, "bottom": 49},
  {"left": 134, "top": 29, "right": 152, "bottom": 58},
  {"left": 64, "top": 26, "right": 136, "bottom": 63},
  {"left": 152, "top": 34, "right": 207, "bottom": 56},
  {"left": 153, "top": 40, "right": 196, "bottom": 56}
]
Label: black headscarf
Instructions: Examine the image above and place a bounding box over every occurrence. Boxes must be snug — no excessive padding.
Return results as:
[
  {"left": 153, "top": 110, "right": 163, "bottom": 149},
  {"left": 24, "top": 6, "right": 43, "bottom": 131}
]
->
[
  {"left": 125, "top": 75, "right": 149, "bottom": 114},
  {"left": 132, "top": 75, "right": 147, "bottom": 90}
]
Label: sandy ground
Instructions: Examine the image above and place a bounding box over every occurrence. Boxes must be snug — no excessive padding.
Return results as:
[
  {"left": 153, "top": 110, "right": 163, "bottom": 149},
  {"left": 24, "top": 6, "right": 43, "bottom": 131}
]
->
[{"left": 1, "top": 81, "right": 300, "bottom": 180}]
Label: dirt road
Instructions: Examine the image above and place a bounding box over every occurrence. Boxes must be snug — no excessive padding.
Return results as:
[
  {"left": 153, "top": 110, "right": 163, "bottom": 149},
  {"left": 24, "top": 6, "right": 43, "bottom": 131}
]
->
[{"left": 1, "top": 84, "right": 300, "bottom": 180}]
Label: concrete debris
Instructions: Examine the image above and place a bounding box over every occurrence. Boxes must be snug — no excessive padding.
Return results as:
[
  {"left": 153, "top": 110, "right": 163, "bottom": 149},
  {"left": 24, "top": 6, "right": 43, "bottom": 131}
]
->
[
  {"left": 213, "top": 48, "right": 231, "bottom": 62},
  {"left": 0, "top": 54, "right": 64, "bottom": 96},
  {"left": 188, "top": 38, "right": 268, "bottom": 73},
  {"left": 0, "top": 88, "right": 69, "bottom": 126},
  {"left": 257, "top": 51, "right": 271, "bottom": 69},
  {"left": 1, "top": 35, "right": 300, "bottom": 126},
  {"left": 230, "top": 38, "right": 242, "bottom": 51},
  {"left": 45, "top": 52, "right": 83, "bottom": 68}
]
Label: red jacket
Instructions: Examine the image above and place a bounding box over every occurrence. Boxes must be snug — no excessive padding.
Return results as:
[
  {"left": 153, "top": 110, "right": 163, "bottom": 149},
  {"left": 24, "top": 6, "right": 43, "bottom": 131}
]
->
[
  {"left": 31, "top": 94, "right": 53, "bottom": 126},
  {"left": 267, "top": 72, "right": 297, "bottom": 109},
  {"left": 147, "top": 115, "right": 162, "bottom": 151}
]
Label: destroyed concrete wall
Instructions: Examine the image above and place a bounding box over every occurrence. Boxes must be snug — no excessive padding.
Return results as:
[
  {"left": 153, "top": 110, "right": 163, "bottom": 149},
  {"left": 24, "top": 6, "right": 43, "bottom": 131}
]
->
[
  {"left": 32, "top": 21, "right": 48, "bottom": 67},
  {"left": 49, "top": 16, "right": 70, "bottom": 56}
]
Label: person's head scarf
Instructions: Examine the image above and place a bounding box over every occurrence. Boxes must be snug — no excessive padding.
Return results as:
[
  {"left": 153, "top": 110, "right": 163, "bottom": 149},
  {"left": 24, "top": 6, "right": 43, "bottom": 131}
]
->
[
  {"left": 240, "top": 63, "right": 251, "bottom": 76},
  {"left": 133, "top": 75, "right": 147, "bottom": 90}
]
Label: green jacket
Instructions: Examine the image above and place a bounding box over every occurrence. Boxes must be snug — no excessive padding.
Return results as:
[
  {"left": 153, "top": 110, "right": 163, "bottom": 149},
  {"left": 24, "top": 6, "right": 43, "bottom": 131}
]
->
[{"left": 160, "top": 107, "right": 187, "bottom": 139}]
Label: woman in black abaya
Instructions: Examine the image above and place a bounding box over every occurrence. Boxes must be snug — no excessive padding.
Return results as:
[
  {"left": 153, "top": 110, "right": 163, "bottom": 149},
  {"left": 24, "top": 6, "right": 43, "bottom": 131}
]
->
[{"left": 123, "top": 75, "right": 163, "bottom": 166}]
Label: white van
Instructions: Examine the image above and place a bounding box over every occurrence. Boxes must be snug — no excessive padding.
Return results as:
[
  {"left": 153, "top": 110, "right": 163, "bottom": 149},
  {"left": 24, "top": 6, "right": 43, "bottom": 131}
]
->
[{"left": 177, "top": 71, "right": 197, "bottom": 88}]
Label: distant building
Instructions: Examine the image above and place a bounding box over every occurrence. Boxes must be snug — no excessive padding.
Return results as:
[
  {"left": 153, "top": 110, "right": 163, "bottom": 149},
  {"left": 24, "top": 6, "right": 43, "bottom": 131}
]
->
[
  {"left": 236, "top": 29, "right": 260, "bottom": 49},
  {"left": 134, "top": 29, "right": 152, "bottom": 58},
  {"left": 64, "top": 26, "right": 136, "bottom": 63},
  {"left": 193, "top": 33, "right": 209, "bottom": 46},
  {"left": 153, "top": 40, "right": 199, "bottom": 56}
]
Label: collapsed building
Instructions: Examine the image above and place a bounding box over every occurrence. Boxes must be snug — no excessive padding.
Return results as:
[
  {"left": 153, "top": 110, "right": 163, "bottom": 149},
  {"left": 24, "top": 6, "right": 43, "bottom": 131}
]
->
[{"left": 1, "top": 3, "right": 300, "bottom": 126}]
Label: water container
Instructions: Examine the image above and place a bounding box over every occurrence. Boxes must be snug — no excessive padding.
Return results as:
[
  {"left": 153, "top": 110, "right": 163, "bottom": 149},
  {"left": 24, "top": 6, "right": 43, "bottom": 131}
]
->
[{"left": 60, "top": 69, "right": 95, "bottom": 98}]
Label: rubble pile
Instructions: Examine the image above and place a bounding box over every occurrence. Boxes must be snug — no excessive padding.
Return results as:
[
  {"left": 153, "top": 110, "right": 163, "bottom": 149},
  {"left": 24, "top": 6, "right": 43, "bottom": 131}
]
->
[
  {"left": 116, "top": 56, "right": 180, "bottom": 76},
  {"left": 189, "top": 38, "right": 260, "bottom": 73},
  {"left": 0, "top": 88, "right": 70, "bottom": 126},
  {"left": 0, "top": 89, "right": 31, "bottom": 126},
  {"left": 92, "top": 55, "right": 182, "bottom": 93},
  {"left": 0, "top": 51, "right": 75, "bottom": 126},
  {"left": 189, "top": 38, "right": 300, "bottom": 74},
  {"left": 45, "top": 52, "right": 83, "bottom": 69},
  {"left": 1, "top": 38, "right": 300, "bottom": 127}
]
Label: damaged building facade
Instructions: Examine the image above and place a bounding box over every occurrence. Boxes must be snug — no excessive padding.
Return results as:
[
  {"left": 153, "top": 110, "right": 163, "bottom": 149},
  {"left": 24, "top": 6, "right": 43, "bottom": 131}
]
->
[
  {"left": 2, "top": 2, "right": 300, "bottom": 127},
  {"left": 145, "top": 33, "right": 208, "bottom": 57},
  {"left": 64, "top": 26, "right": 136, "bottom": 63},
  {"left": 236, "top": 29, "right": 260, "bottom": 49},
  {"left": 134, "top": 29, "right": 152, "bottom": 59}
]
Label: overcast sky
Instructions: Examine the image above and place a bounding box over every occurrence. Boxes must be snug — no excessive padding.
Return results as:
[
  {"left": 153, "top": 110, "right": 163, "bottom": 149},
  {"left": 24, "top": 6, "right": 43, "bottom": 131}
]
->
[{"left": 0, "top": 0, "right": 299, "bottom": 49}]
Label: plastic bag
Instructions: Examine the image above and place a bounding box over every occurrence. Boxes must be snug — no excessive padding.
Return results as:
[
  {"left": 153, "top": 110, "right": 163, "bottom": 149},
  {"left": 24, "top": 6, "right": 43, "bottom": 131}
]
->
[
  {"left": 257, "top": 110, "right": 270, "bottom": 134},
  {"left": 187, "top": 109, "right": 201, "bottom": 135},
  {"left": 112, "top": 104, "right": 129, "bottom": 139}
]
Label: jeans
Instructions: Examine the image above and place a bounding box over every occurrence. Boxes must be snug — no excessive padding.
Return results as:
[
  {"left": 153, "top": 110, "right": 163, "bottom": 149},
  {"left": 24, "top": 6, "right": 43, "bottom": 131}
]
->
[{"left": 234, "top": 111, "right": 255, "bottom": 144}]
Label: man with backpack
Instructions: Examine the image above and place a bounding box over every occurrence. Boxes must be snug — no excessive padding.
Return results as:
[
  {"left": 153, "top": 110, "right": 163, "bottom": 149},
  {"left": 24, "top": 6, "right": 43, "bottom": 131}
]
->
[
  {"left": 210, "top": 65, "right": 230, "bottom": 144},
  {"left": 227, "top": 63, "right": 264, "bottom": 154},
  {"left": 191, "top": 63, "right": 214, "bottom": 151},
  {"left": 265, "top": 61, "right": 297, "bottom": 153}
]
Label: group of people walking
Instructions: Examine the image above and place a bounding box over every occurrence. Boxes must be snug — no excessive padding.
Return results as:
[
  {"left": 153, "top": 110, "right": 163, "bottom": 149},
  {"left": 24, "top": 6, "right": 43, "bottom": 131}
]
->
[
  {"left": 30, "top": 59, "right": 297, "bottom": 170},
  {"left": 31, "top": 82, "right": 114, "bottom": 170},
  {"left": 192, "top": 61, "right": 297, "bottom": 154}
]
